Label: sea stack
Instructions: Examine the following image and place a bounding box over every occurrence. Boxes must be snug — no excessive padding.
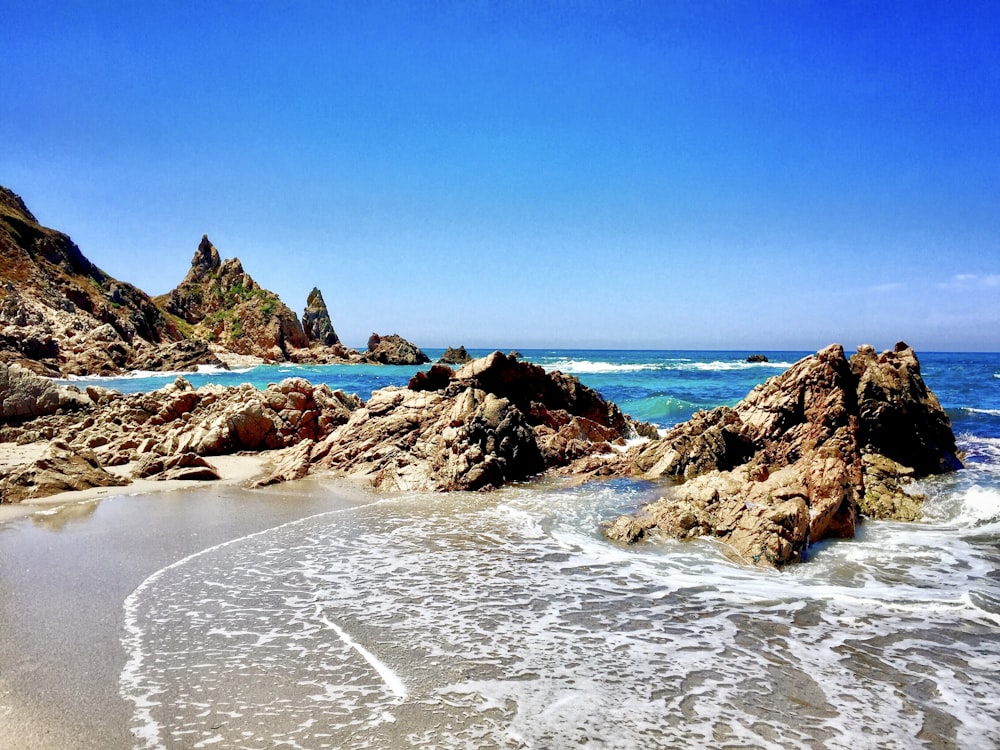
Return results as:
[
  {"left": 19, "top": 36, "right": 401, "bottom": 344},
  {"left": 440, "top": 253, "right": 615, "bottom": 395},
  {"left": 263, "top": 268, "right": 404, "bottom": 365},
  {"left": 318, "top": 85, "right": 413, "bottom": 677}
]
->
[
  {"left": 363, "top": 333, "right": 431, "bottom": 365},
  {"left": 301, "top": 287, "right": 341, "bottom": 346}
]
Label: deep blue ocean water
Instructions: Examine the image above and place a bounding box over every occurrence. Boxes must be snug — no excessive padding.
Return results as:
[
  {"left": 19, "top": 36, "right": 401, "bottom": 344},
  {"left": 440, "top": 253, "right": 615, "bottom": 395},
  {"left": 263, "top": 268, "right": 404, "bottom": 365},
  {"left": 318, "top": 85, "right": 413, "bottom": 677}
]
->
[{"left": 63, "top": 349, "right": 1000, "bottom": 748}]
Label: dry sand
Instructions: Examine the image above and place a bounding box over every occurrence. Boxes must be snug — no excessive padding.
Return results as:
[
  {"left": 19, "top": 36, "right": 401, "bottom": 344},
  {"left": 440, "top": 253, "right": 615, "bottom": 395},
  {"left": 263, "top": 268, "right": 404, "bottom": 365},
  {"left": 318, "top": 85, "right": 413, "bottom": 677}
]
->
[{"left": 0, "top": 448, "right": 372, "bottom": 749}]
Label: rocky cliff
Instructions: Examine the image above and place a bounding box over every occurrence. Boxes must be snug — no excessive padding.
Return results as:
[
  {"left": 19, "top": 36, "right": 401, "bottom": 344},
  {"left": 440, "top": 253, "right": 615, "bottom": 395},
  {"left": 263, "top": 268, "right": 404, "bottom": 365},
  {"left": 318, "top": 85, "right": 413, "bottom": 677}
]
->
[
  {"left": 603, "top": 343, "right": 962, "bottom": 567},
  {"left": 0, "top": 185, "right": 439, "bottom": 373},
  {"left": 0, "top": 186, "right": 210, "bottom": 376}
]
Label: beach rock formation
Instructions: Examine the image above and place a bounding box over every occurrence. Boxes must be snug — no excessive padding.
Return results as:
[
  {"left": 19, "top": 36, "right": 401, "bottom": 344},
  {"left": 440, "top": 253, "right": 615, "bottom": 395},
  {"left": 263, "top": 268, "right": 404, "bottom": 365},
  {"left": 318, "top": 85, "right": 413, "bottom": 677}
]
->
[
  {"left": 0, "top": 374, "right": 362, "bottom": 502},
  {"left": 0, "top": 440, "right": 128, "bottom": 503},
  {"left": 132, "top": 452, "right": 221, "bottom": 482},
  {"left": 312, "top": 351, "right": 647, "bottom": 492},
  {"left": 301, "top": 287, "right": 341, "bottom": 346},
  {"left": 438, "top": 345, "right": 473, "bottom": 365},
  {"left": 362, "top": 333, "right": 431, "bottom": 365},
  {"left": 604, "top": 343, "right": 961, "bottom": 567}
]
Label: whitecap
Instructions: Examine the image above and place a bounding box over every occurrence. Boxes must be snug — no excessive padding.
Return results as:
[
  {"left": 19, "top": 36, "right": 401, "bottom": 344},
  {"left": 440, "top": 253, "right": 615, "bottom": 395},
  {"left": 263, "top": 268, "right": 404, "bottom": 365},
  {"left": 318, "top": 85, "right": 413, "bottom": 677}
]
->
[{"left": 542, "top": 359, "right": 663, "bottom": 374}]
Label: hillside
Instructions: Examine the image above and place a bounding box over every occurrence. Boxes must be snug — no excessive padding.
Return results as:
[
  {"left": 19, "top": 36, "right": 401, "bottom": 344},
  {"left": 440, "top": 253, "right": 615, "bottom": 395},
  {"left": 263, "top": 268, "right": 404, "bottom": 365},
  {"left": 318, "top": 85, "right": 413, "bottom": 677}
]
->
[
  {"left": 157, "top": 235, "right": 314, "bottom": 361},
  {"left": 0, "top": 187, "right": 218, "bottom": 376},
  {"left": 0, "top": 185, "right": 431, "bottom": 374}
]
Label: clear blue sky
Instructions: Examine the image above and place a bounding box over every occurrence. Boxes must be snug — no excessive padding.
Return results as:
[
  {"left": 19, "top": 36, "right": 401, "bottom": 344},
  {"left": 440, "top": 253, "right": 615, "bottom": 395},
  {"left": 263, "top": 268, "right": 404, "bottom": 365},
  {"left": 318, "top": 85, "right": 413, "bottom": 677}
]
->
[{"left": 2, "top": 1, "right": 998, "bottom": 351}]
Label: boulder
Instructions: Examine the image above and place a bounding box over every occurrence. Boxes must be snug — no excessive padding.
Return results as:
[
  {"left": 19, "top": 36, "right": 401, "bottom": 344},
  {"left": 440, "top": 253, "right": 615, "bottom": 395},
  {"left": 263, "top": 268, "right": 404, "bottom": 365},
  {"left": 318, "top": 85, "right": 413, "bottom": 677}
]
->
[
  {"left": 362, "top": 333, "right": 431, "bottom": 365},
  {"left": 253, "top": 440, "right": 316, "bottom": 487},
  {"left": 0, "top": 361, "right": 90, "bottom": 421},
  {"left": 0, "top": 440, "right": 128, "bottom": 503},
  {"left": 132, "top": 452, "right": 221, "bottom": 481},
  {"left": 604, "top": 343, "right": 961, "bottom": 567}
]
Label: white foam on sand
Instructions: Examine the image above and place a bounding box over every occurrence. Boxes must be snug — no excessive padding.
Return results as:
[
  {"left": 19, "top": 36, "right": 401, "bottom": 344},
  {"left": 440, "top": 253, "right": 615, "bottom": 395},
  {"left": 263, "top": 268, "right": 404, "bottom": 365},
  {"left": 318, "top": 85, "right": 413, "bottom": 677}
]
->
[
  {"left": 120, "top": 498, "right": 398, "bottom": 749},
  {"left": 117, "top": 480, "right": 1000, "bottom": 748}
]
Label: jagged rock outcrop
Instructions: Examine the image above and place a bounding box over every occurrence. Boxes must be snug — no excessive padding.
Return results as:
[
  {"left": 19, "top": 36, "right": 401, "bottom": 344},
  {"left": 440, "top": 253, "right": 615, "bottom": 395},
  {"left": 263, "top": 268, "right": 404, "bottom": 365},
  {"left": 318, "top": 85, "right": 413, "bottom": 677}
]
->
[
  {"left": 438, "top": 345, "right": 473, "bottom": 365},
  {"left": 604, "top": 343, "right": 962, "bottom": 567},
  {"left": 302, "top": 287, "right": 340, "bottom": 346},
  {"left": 158, "top": 236, "right": 311, "bottom": 362},
  {"left": 362, "top": 333, "right": 431, "bottom": 365},
  {"left": 0, "top": 440, "right": 128, "bottom": 503},
  {"left": 311, "top": 352, "right": 647, "bottom": 492},
  {"left": 0, "top": 186, "right": 190, "bottom": 376}
]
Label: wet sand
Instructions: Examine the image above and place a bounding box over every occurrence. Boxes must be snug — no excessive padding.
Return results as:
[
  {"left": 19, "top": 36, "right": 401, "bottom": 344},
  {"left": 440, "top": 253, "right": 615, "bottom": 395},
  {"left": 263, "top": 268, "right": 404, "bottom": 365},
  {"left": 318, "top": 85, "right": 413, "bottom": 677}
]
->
[{"left": 0, "top": 476, "right": 374, "bottom": 749}]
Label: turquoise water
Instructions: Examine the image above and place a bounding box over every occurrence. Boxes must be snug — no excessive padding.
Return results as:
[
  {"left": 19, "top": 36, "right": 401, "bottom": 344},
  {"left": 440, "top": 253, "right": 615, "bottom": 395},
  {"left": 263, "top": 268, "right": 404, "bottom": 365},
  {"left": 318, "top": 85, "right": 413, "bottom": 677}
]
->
[
  {"left": 67, "top": 347, "right": 1000, "bottom": 440},
  {"left": 72, "top": 348, "right": 1000, "bottom": 748}
]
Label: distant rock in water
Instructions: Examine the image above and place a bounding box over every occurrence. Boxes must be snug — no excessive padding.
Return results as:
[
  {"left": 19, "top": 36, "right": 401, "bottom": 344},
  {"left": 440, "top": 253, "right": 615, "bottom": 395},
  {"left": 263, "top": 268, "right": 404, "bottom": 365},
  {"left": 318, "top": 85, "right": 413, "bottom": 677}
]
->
[
  {"left": 746, "top": 353, "right": 769, "bottom": 363},
  {"left": 603, "top": 343, "right": 962, "bottom": 568},
  {"left": 301, "top": 287, "right": 341, "bottom": 347},
  {"left": 363, "top": 333, "right": 430, "bottom": 365},
  {"left": 438, "top": 345, "right": 472, "bottom": 365},
  {"left": 158, "top": 235, "right": 310, "bottom": 362}
]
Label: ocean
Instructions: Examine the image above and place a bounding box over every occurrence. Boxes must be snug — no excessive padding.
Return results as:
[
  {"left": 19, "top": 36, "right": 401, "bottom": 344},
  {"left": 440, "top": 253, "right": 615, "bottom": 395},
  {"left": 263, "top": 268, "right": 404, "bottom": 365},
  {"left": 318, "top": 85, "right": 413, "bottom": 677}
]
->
[{"left": 71, "top": 349, "right": 1000, "bottom": 748}]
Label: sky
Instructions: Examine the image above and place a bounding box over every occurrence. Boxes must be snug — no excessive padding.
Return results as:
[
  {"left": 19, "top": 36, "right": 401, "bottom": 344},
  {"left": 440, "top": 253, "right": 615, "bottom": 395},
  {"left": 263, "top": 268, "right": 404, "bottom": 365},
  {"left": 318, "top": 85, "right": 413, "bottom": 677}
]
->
[{"left": 2, "top": 1, "right": 998, "bottom": 351}]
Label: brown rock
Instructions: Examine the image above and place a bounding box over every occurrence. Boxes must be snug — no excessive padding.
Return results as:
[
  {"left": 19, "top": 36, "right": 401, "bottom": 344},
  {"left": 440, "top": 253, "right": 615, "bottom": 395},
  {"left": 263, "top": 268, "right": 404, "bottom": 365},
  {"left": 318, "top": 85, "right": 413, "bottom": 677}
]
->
[
  {"left": 132, "top": 452, "right": 221, "bottom": 481},
  {"left": 0, "top": 361, "right": 90, "bottom": 421},
  {"left": 253, "top": 440, "right": 316, "bottom": 487},
  {"left": 605, "top": 343, "right": 961, "bottom": 567},
  {"left": 313, "top": 352, "right": 644, "bottom": 492},
  {"left": 0, "top": 440, "right": 127, "bottom": 503},
  {"left": 362, "top": 333, "right": 430, "bottom": 365}
]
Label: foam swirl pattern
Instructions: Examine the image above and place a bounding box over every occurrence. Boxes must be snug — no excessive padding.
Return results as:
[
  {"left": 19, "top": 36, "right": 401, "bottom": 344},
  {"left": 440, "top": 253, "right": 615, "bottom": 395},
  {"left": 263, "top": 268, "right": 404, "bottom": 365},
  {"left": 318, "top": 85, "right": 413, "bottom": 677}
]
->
[{"left": 121, "top": 467, "right": 1000, "bottom": 749}]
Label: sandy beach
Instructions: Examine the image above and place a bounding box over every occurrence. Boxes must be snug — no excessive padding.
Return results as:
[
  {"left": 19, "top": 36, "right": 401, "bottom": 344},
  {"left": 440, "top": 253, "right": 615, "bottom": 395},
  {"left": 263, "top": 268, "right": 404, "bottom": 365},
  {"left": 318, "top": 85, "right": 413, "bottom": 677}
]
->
[{"left": 0, "top": 465, "right": 373, "bottom": 750}]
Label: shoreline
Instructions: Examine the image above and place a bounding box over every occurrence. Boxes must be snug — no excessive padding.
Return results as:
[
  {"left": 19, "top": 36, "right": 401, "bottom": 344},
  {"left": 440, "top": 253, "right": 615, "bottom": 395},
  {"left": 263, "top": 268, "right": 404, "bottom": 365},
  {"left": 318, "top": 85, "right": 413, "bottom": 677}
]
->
[{"left": 0, "top": 465, "right": 374, "bottom": 750}]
